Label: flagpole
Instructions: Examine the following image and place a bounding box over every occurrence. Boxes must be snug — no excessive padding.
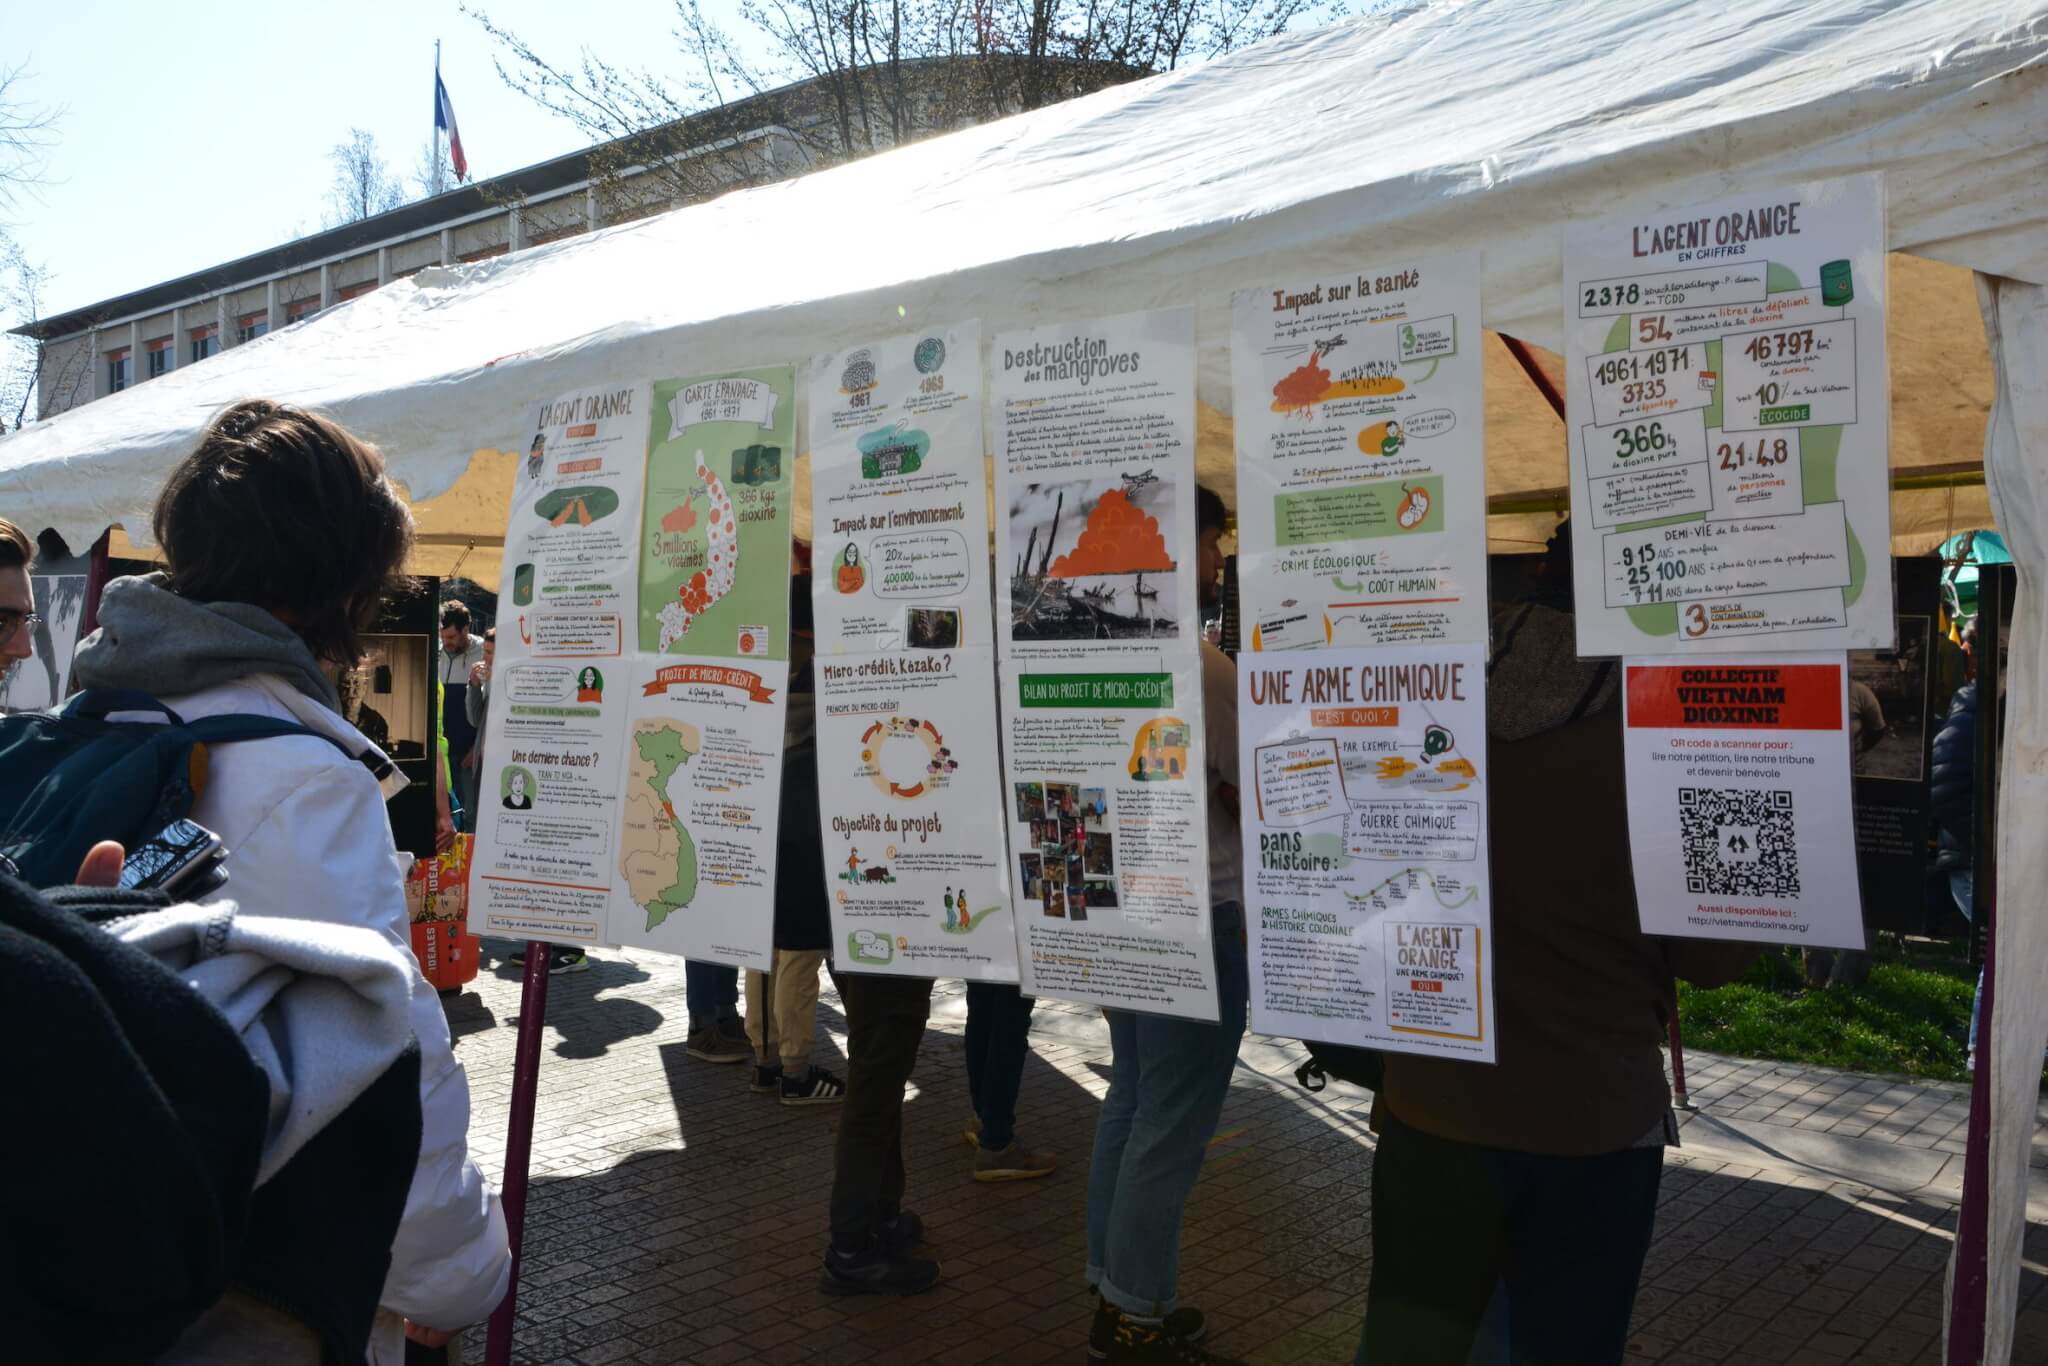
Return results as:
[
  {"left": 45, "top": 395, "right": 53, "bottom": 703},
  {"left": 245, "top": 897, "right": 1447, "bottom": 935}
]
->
[{"left": 432, "top": 39, "right": 445, "bottom": 197}]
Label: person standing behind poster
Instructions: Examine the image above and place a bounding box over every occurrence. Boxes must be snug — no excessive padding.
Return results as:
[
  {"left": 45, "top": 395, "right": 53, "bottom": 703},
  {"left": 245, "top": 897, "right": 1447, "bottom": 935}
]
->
[
  {"left": 747, "top": 577, "right": 843, "bottom": 1104},
  {"left": 1085, "top": 487, "right": 1250, "bottom": 1366},
  {"left": 437, "top": 602, "right": 485, "bottom": 829},
  {"left": 1931, "top": 624, "right": 1987, "bottom": 1069},
  {"left": 1358, "top": 546, "right": 1754, "bottom": 1366}
]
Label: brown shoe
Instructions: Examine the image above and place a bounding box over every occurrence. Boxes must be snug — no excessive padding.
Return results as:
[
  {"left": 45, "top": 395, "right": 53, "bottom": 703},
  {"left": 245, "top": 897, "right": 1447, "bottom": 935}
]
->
[{"left": 973, "top": 1139, "right": 1056, "bottom": 1182}]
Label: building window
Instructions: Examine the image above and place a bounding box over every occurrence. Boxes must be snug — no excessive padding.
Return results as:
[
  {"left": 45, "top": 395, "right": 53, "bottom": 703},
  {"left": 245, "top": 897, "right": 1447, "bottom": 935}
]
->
[
  {"left": 337, "top": 280, "right": 378, "bottom": 302},
  {"left": 190, "top": 324, "right": 219, "bottom": 364},
  {"left": 146, "top": 338, "right": 173, "bottom": 379},
  {"left": 286, "top": 297, "right": 320, "bottom": 324},
  {"left": 107, "top": 348, "right": 131, "bottom": 393},
  {"left": 236, "top": 311, "right": 269, "bottom": 344}
]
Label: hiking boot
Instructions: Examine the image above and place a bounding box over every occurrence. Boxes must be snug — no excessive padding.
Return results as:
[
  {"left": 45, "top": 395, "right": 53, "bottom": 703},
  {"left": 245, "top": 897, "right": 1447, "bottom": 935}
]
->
[
  {"left": 750, "top": 1063, "right": 784, "bottom": 1093},
  {"left": 781, "top": 1064, "right": 847, "bottom": 1105},
  {"left": 1089, "top": 1297, "right": 1208, "bottom": 1361},
  {"left": 879, "top": 1210, "right": 925, "bottom": 1254},
  {"left": 686, "top": 1024, "right": 750, "bottom": 1063},
  {"left": 973, "top": 1138, "right": 1056, "bottom": 1182},
  {"left": 1099, "top": 1313, "right": 1242, "bottom": 1365},
  {"left": 818, "top": 1241, "right": 941, "bottom": 1296}
]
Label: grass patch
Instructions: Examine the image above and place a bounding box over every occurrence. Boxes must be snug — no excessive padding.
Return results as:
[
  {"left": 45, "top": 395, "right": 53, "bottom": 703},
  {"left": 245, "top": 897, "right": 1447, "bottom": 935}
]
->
[{"left": 1677, "top": 946, "right": 1982, "bottom": 1082}]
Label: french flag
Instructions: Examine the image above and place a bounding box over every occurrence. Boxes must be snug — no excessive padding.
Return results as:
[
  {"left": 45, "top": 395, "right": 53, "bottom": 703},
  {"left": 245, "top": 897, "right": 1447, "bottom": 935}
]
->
[{"left": 434, "top": 61, "right": 468, "bottom": 183}]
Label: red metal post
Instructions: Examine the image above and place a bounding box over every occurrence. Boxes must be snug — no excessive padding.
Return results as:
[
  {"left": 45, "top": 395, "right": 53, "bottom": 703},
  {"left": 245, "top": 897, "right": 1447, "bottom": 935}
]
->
[
  {"left": 1667, "top": 1009, "right": 1697, "bottom": 1111},
  {"left": 484, "top": 941, "right": 553, "bottom": 1366}
]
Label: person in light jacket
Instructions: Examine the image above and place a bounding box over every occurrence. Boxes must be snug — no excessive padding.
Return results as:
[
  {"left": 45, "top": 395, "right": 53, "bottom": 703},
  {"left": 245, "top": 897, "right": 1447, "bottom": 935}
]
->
[{"left": 72, "top": 399, "right": 511, "bottom": 1363}]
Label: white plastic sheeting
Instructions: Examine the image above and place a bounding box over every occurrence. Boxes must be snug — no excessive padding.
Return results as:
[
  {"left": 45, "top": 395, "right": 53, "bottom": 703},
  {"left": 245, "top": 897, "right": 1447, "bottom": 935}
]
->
[
  {"left": 1972, "top": 273, "right": 2048, "bottom": 1366},
  {"left": 1, "top": 0, "right": 2043, "bottom": 557}
]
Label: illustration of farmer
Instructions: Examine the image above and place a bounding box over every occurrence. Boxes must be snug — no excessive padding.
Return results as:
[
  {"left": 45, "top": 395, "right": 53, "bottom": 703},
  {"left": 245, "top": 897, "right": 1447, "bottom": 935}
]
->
[
  {"left": 846, "top": 847, "right": 864, "bottom": 882},
  {"left": 1380, "top": 419, "right": 1405, "bottom": 456},
  {"left": 576, "top": 666, "right": 605, "bottom": 703},
  {"left": 943, "top": 887, "right": 956, "bottom": 928}
]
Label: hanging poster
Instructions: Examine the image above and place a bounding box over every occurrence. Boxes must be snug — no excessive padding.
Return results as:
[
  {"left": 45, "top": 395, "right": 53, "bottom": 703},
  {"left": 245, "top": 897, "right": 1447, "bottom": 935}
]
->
[
  {"left": 810, "top": 322, "right": 990, "bottom": 653},
  {"left": 809, "top": 323, "right": 1018, "bottom": 982},
  {"left": 992, "top": 307, "right": 1218, "bottom": 1021},
  {"left": 470, "top": 369, "right": 798, "bottom": 962},
  {"left": 469, "top": 380, "right": 651, "bottom": 944},
  {"left": 1239, "top": 644, "right": 1496, "bottom": 1060},
  {"left": 1564, "top": 175, "right": 1893, "bottom": 655},
  {"left": 612, "top": 656, "right": 790, "bottom": 970},
  {"left": 500, "top": 383, "right": 648, "bottom": 658},
  {"left": 1623, "top": 653, "right": 1864, "bottom": 947},
  {"left": 0, "top": 573, "right": 88, "bottom": 712},
  {"left": 641, "top": 367, "right": 796, "bottom": 662},
  {"left": 1232, "top": 253, "right": 1486, "bottom": 650},
  {"left": 468, "top": 655, "right": 632, "bottom": 944}
]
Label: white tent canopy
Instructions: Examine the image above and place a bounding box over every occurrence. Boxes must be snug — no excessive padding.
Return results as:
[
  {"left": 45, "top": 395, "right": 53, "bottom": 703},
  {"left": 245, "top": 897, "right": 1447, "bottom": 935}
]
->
[{"left": 2, "top": 0, "right": 2040, "bottom": 561}]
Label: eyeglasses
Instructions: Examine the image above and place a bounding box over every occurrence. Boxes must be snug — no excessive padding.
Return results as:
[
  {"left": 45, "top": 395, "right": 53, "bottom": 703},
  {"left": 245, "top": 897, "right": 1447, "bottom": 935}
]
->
[{"left": 0, "top": 609, "right": 42, "bottom": 648}]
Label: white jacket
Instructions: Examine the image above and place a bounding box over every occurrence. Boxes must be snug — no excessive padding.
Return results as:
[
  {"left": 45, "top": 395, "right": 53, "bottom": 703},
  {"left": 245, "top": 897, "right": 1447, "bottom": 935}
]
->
[{"left": 163, "top": 674, "right": 511, "bottom": 1361}]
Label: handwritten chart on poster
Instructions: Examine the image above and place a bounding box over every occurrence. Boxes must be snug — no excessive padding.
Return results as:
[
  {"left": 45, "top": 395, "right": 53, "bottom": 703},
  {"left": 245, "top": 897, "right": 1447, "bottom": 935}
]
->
[
  {"left": 992, "top": 308, "right": 1218, "bottom": 1022},
  {"left": 1622, "top": 654, "right": 1863, "bottom": 947},
  {"left": 809, "top": 324, "right": 1018, "bottom": 983},
  {"left": 1239, "top": 644, "right": 1496, "bottom": 1059},
  {"left": 1233, "top": 254, "right": 1486, "bottom": 650},
  {"left": 470, "top": 382, "right": 648, "bottom": 944},
  {"left": 1565, "top": 176, "right": 1893, "bottom": 654}
]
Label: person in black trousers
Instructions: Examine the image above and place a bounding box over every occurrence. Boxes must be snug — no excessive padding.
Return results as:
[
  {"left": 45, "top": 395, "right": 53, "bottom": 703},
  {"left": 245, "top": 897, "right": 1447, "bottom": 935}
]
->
[{"left": 820, "top": 971, "right": 939, "bottom": 1294}]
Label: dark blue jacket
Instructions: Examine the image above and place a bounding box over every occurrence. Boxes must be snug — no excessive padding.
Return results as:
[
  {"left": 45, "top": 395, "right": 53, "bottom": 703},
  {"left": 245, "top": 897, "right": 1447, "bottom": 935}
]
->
[{"left": 1929, "top": 681, "right": 1977, "bottom": 870}]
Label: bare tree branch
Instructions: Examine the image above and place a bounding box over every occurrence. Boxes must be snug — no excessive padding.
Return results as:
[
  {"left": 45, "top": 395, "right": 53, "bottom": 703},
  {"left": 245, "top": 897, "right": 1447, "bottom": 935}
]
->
[{"left": 324, "top": 128, "right": 408, "bottom": 227}]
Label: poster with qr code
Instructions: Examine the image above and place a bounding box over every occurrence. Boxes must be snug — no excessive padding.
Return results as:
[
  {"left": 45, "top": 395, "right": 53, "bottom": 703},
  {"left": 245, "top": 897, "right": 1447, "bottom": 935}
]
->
[{"left": 1622, "top": 653, "right": 1864, "bottom": 947}]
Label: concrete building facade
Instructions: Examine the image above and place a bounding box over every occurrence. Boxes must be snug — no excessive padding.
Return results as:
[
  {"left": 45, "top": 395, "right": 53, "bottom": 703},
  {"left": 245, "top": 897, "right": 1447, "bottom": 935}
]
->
[{"left": 17, "top": 58, "right": 1133, "bottom": 421}]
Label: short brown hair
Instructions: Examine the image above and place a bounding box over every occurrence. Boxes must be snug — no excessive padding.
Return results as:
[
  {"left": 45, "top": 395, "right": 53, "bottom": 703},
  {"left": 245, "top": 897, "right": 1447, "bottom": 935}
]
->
[
  {"left": 155, "top": 399, "right": 415, "bottom": 666},
  {"left": 440, "top": 599, "right": 471, "bottom": 630},
  {"left": 0, "top": 517, "right": 30, "bottom": 572}
]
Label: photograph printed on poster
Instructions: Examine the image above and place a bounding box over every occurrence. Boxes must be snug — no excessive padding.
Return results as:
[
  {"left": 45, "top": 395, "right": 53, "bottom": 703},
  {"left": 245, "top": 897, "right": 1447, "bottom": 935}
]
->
[{"left": 1007, "top": 475, "right": 1181, "bottom": 642}]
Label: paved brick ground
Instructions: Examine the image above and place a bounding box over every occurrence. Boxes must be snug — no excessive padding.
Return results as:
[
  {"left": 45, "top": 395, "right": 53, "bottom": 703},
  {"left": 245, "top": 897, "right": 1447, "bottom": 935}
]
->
[{"left": 444, "top": 948, "right": 2048, "bottom": 1366}]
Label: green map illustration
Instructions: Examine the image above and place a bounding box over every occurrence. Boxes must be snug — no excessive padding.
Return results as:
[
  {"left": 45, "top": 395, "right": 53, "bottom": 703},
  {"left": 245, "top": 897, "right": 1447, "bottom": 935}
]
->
[
  {"left": 639, "top": 367, "right": 796, "bottom": 659},
  {"left": 622, "top": 720, "right": 701, "bottom": 931}
]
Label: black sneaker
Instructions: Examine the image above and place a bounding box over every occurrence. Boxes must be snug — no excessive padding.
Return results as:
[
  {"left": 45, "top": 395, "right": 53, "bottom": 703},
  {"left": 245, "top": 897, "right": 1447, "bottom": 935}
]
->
[
  {"left": 781, "top": 1064, "right": 847, "bottom": 1106},
  {"left": 879, "top": 1210, "right": 925, "bottom": 1255},
  {"left": 1089, "top": 1297, "right": 1208, "bottom": 1361},
  {"left": 818, "top": 1242, "right": 940, "bottom": 1296},
  {"left": 549, "top": 949, "right": 589, "bottom": 975},
  {"left": 1099, "top": 1310, "right": 1236, "bottom": 1364},
  {"left": 750, "top": 1063, "right": 784, "bottom": 1093}
]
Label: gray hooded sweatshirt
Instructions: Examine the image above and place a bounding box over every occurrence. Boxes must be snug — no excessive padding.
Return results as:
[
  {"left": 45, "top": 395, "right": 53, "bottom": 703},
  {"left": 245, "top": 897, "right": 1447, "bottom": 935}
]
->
[{"left": 73, "top": 573, "right": 341, "bottom": 713}]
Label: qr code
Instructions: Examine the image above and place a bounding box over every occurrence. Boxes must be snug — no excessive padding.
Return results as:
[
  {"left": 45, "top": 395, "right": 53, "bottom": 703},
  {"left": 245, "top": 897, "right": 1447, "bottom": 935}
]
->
[{"left": 1677, "top": 787, "right": 1799, "bottom": 898}]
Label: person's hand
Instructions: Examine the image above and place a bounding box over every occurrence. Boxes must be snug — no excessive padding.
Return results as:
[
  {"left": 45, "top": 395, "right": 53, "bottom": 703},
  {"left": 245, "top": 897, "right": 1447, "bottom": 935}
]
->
[
  {"left": 435, "top": 808, "right": 457, "bottom": 853},
  {"left": 402, "top": 1321, "right": 456, "bottom": 1347},
  {"left": 470, "top": 661, "right": 487, "bottom": 687},
  {"left": 75, "top": 841, "right": 125, "bottom": 888}
]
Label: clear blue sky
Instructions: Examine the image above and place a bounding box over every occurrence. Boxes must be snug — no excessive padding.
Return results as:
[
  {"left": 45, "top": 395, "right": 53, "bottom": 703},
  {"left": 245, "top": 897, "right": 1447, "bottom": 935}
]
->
[{"left": 6, "top": 1, "right": 733, "bottom": 318}]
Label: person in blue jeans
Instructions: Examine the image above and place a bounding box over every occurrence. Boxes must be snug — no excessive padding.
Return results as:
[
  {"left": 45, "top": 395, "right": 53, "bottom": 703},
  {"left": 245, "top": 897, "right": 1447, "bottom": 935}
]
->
[
  {"left": 965, "top": 983, "right": 1056, "bottom": 1180},
  {"left": 685, "top": 959, "right": 747, "bottom": 1063},
  {"left": 1084, "top": 628, "right": 1249, "bottom": 1366},
  {"left": 1930, "top": 625, "right": 1986, "bottom": 1065}
]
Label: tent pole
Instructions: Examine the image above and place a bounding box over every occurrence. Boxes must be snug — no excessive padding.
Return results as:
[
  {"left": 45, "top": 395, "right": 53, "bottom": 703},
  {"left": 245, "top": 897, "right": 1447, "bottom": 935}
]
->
[
  {"left": 1946, "top": 565, "right": 2002, "bottom": 1365},
  {"left": 484, "top": 941, "right": 553, "bottom": 1366},
  {"left": 1498, "top": 334, "right": 1565, "bottom": 420}
]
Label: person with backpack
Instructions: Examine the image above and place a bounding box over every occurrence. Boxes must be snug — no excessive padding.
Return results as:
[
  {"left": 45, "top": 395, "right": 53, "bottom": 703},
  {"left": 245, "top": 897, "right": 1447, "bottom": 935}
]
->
[{"left": 66, "top": 399, "right": 511, "bottom": 1363}]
